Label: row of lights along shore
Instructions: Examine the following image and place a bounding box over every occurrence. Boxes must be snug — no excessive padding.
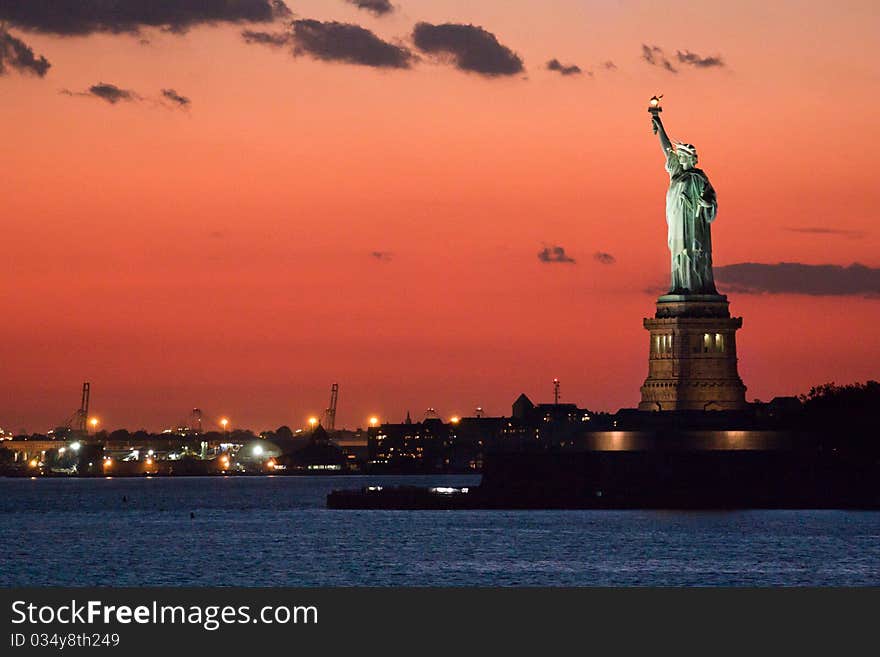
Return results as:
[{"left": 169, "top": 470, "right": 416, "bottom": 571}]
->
[
  {"left": 76, "top": 414, "right": 471, "bottom": 435},
  {"left": 25, "top": 412, "right": 472, "bottom": 472},
  {"left": 213, "top": 414, "right": 462, "bottom": 431}
]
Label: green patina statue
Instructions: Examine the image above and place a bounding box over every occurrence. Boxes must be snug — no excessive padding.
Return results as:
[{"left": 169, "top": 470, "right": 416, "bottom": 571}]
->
[{"left": 650, "top": 104, "right": 718, "bottom": 295}]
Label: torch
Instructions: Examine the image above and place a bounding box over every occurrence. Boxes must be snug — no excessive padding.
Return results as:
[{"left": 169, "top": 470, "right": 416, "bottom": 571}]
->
[{"left": 648, "top": 94, "right": 663, "bottom": 133}]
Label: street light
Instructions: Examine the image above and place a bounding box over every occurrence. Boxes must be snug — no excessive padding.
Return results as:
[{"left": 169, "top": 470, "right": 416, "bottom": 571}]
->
[
  {"left": 308, "top": 417, "right": 318, "bottom": 429},
  {"left": 220, "top": 418, "right": 229, "bottom": 433},
  {"left": 89, "top": 417, "right": 99, "bottom": 434},
  {"left": 368, "top": 416, "right": 379, "bottom": 427}
]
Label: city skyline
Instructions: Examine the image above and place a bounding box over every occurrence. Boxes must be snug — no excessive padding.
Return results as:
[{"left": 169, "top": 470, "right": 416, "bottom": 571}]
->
[{"left": 2, "top": 0, "right": 879, "bottom": 431}]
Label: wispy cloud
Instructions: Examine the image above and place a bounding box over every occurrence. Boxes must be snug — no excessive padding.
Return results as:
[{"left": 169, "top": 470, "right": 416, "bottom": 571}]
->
[
  {"left": 0, "top": 28, "right": 51, "bottom": 77},
  {"left": 242, "top": 29, "right": 291, "bottom": 47},
  {"left": 63, "top": 83, "right": 192, "bottom": 109},
  {"left": 538, "top": 245, "right": 576, "bottom": 264},
  {"left": 642, "top": 44, "right": 676, "bottom": 73},
  {"left": 643, "top": 44, "right": 725, "bottom": 72},
  {"left": 546, "top": 58, "right": 583, "bottom": 76},
  {"left": 785, "top": 226, "right": 866, "bottom": 239},
  {"left": 676, "top": 49, "right": 724, "bottom": 68},
  {"left": 161, "top": 88, "right": 191, "bottom": 108},
  {"left": 593, "top": 252, "right": 616, "bottom": 265},
  {"left": 62, "top": 82, "right": 140, "bottom": 104},
  {"left": 346, "top": 0, "right": 394, "bottom": 16}
]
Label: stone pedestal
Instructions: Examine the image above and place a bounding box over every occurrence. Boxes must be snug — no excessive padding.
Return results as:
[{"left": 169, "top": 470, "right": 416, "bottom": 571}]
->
[{"left": 639, "top": 294, "right": 747, "bottom": 411}]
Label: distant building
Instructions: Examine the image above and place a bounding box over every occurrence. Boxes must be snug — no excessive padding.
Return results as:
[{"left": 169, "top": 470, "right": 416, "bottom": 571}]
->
[
  {"left": 277, "top": 425, "right": 348, "bottom": 472},
  {"left": 369, "top": 417, "right": 451, "bottom": 472},
  {"left": 368, "top": 394, "right": 597, "bottom": 472},
  {"left": 333, "top": 428, "right": 369, "bottom": 464},
  {"left": 503, "top": 393, "right": 596, "bottom": 448}
]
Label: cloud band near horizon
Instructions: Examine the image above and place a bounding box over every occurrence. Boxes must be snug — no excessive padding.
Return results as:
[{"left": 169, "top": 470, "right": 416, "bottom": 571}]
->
[{"left": 715, "top": 262, "right": 880, "bottom": 297}]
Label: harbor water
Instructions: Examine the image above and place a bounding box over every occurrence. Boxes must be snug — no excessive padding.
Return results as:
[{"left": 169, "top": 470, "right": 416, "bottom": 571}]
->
[{"left": 2, "top": 476, "right": 878, "bottom": 586}]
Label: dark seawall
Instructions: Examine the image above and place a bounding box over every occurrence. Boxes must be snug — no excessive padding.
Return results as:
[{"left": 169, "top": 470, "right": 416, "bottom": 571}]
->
[{"left": 328, "top": 431, "right": 880, "bottom": 509}]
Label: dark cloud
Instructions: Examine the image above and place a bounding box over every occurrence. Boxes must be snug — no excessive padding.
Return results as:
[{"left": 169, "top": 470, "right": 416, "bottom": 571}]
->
[
  {"left": 88, "top": 82, "right": 136, "bottom": 103},
  {"left": 346, "top": 0, "right": 394, "bottom": 16},
  {"left": 538, "top": 245, "right": 576, "bottom": 264},
  {"left": 546, "top": 58, "right": 582, "bottom": 76},
  {"left": 786, "top": 226, "right": 866, "bottom": 239},
  {"left": 0, "top": 0, "right": 291, "bottom": 35},
  {"left": 413, "top": 22, "right": 523, "bottom": 77},
  {"left": 593, "top": 252, "right": 616, "bottom": 265},
  {"left": 676, "top": 50, "right": 724, "bottom": 68},
  {"left": 371, "top": 251, "right": 393, "bottom": 262},
  {"left": 242, "top": 29, "right": 292, "bottom": 47},
  {"left": 0, "top": 28, "right": 51, "bottom": 77},
  {"left": 600, "top": 60, "right": 617, "bottom": 71},
  {"left": 63, "top": 84, "right": 194, "bottom": 108},
  {"left": 62, "top": 82, "right": 139, "bottom": 104},
  {"left": 642, "top": 44, "right": 677, "bottom": 73},
  {"left": 643, "top": 44, "right": 725, "bottom": 72},
  {"left": 715, "top": 262, "right": 880, "bottom": 297},
  {"left": 292, "top": 19, "right": 412, "bottom": 68},
  {"left": 161, "top": 88, "right": 191, "bottom": 108}
]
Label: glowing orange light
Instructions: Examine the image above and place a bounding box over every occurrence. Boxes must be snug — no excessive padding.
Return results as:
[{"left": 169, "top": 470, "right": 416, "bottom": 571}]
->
[
  {"left": 449, "top": 416, "right": 460, "bottom": 424},
  {"left": 368, "top": 416, "right": 379, "bottom": 427},
  {"left": 89, "top": 417, "right": 99, "bottom": 428},
  {"left": 220, "top": 418, "right": 229, "bottom": 429},
  {"left": 266, "top": 458, "right": 276, "bottom": 469},
  {"left": 28, "top": 459, "right": 38, "bottom": 468},
  {"left": 308, "top": 417, "right": 318, "bottom": 428}
]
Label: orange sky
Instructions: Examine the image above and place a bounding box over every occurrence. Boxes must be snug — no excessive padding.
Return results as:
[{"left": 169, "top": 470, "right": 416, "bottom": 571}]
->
[{"left": 1, "top": 1, "right": 879, "bottom": 432}]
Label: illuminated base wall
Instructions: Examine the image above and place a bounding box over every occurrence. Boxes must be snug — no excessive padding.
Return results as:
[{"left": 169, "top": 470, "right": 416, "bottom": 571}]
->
[{"left": 639, "top": 294, "right": 747, "bottom": 411}]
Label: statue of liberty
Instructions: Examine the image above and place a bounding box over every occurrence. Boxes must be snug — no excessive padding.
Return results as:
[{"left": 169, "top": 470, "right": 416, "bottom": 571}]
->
[{"left": 650, "top": 102, "right": 718, "bottom": 295}]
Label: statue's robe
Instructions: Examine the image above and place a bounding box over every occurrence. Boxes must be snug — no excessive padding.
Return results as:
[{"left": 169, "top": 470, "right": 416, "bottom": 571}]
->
[{"left": 665, "top": 148, "right": 718, "bottom": 294}]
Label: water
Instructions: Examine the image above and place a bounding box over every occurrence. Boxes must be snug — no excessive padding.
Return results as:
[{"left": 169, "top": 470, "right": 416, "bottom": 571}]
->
[{"left": 2, "top": 476, "right": 878, "bottom": 586}]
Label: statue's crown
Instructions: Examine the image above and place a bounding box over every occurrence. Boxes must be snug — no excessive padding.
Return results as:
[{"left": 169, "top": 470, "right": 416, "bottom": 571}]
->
[{"left": 674, "top": 142, "right": 697, "bottom": 156}]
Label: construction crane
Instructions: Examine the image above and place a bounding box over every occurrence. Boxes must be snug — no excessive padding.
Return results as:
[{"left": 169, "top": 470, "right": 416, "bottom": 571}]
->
[
  {"left": 75, "top": 382, "right": 90, "bottom": 435},
  {"left": 54, "top": 382, "right": 91, "bottom": 439},
  {"left": 324, "top": 383, "right": 339, "bottom": 432}
]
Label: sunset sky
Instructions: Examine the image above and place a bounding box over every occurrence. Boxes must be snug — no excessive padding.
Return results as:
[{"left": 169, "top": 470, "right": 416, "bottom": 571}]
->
[{"left": 1, "top": 0, "right": 879, "bottom": 433}]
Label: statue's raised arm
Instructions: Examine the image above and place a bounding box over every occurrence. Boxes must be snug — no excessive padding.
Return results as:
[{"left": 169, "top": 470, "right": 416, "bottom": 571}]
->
[{"left": 653, "top": 114, "right": 673, "bottom": 156}]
